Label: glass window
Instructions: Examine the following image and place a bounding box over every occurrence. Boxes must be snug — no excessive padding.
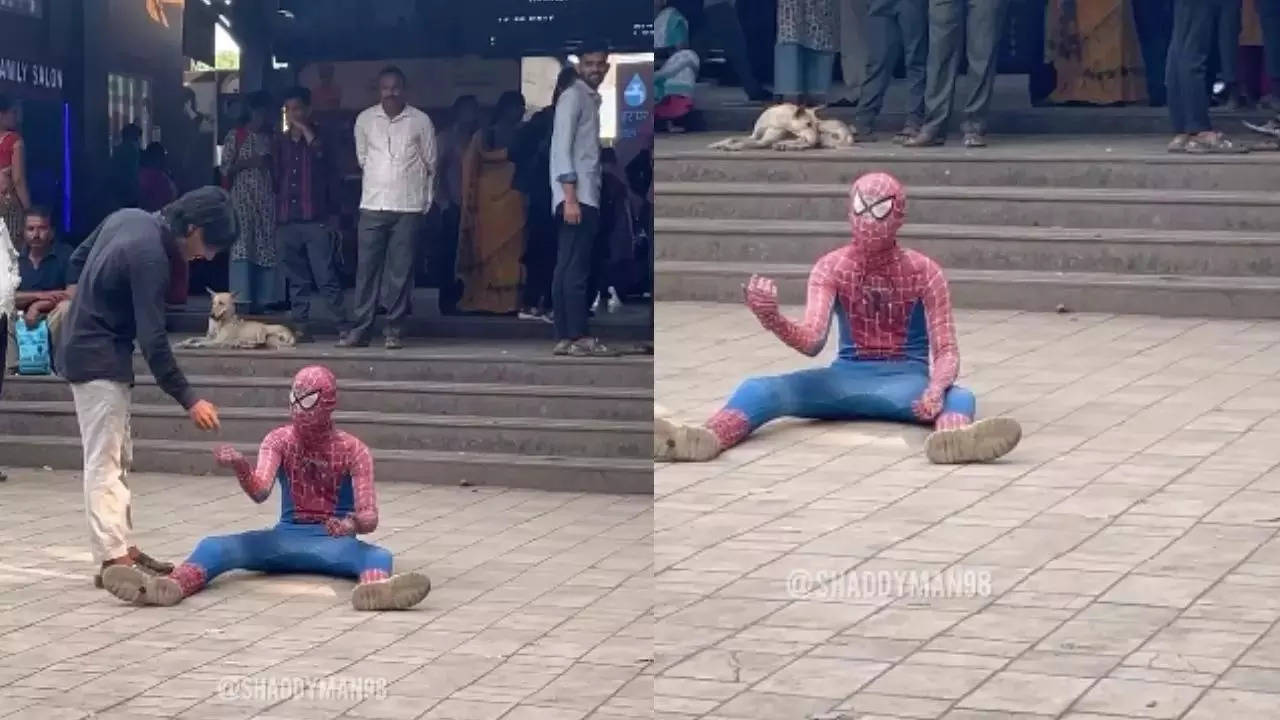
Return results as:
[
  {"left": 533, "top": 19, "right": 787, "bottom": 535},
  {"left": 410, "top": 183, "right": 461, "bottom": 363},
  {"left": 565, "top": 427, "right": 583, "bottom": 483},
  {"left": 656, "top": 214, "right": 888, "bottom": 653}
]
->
[
  {"left": 0, "top": 0, "right": 41, "bottom": 18},
  {"left": 107, "top": 73, "right": 153, "bottom": 149}
]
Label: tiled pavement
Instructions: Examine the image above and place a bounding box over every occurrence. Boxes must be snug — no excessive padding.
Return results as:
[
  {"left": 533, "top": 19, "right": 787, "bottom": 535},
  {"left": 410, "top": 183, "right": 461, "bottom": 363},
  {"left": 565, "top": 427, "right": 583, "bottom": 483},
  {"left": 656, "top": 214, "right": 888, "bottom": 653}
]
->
[
  {"left": 0, "top": 471, "right": 652, "bottom": 719},
  {"left": 656, "top": 301, "right": 1280, "bottom": 720}
]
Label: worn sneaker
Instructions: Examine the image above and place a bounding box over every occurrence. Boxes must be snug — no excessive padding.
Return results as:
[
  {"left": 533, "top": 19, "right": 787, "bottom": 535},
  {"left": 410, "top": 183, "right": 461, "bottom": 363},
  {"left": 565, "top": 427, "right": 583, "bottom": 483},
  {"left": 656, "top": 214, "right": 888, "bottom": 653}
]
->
[
  {"left": 552, "top": 339, "right": 573, "bottom": 356},
  {"left": 924, "top": 417, "right": 1022, "bottom": 464},
  {"left": 352, "top": 572, "right": 431, "bottom": 611},
  {"left": 1244, "top": 118, "right": 1280, "bottom": 138},
  {"left": 568, "top": 338, "right": 620, "bottom": 357},
  {"left": 93, "top": 550, "right": 173, "bottom": 588},
  {"left": 384, "top": 335, "right": 404, "bottom": 350},
  {"left": 100, "top": 564, "right": 184, "bottom": 606},
  {"left": 654, "top": 417, "right": 722, "bottom": 462}
]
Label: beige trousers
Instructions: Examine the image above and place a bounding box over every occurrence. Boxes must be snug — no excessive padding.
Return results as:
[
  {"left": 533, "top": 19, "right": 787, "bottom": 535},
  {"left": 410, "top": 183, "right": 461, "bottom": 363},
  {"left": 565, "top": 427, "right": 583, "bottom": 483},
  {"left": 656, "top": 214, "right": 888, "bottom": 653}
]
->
[
  {"left": 72, "top": 379, "right": 134, "bottom": 563},
  {"left": 5, "top": 298, "right": 69, "bottom": 372},
  {"left": 836, "top": 0, "right": 870, "bottom": 102}
]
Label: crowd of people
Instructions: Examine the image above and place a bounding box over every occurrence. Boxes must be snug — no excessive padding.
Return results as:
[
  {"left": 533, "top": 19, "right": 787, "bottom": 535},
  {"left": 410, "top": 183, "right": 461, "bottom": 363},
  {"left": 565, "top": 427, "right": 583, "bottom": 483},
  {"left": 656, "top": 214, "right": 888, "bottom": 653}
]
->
[
  {"left": 656, "top": 0, "right": 1280, "bottom": 151},
  {"left": 0, "top": 44, "right": 656, "bottom": 372}
]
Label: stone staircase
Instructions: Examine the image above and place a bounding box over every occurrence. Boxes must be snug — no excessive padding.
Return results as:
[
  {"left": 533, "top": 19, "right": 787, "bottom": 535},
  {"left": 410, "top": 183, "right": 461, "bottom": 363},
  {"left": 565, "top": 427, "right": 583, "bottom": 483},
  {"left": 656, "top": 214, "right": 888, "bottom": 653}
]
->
[
  {"left": 655, "top": 134, "right": 1280, "bottom": 318},
  {"left": 0, "top": 342, "right": 653, "bottom": 493}
]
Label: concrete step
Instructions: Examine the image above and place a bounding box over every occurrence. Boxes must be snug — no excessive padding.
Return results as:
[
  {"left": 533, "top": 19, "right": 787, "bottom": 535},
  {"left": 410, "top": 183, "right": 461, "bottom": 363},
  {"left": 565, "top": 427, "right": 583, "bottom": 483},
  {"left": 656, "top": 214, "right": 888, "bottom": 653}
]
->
[
  {"left": 656, "top": 218, "right": 1280, "bottom": 277},
  {"left": 0, "top": 435, "right": 651, "bottom": 494},
  {"left": 697, "top": 103, "right": 1273, "bottom": 137},
  {"left": 656, "top": 182, "right": 1280, "bottom": 232},
  {"left": 3, "top": 374, "right": 652, "bottom": 421},
  {"left": 654, "top": 143, "right": 1278, "bottom": 191},
  {"left": 137, "top": 345, "right": 653, "bottom": 388},
  {"left": 0, "top": 402, "right": 650, "bottom": 459},
  {"left": 656, "top": 260, "right": 1280, "bottom": 319}
]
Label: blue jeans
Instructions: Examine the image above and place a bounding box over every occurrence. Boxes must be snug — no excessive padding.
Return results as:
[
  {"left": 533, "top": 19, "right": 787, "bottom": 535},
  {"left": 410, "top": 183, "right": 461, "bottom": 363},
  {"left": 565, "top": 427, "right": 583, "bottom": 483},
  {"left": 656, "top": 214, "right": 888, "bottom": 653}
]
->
[
  {"left": 774, "top": 42, "right": 836, "bottom": 99},
  {"left": 724, "top": 359, "right": 975, "bottom": 433},
  {"left": 185, "top": 521, "right": 393, "bottom": 583}
]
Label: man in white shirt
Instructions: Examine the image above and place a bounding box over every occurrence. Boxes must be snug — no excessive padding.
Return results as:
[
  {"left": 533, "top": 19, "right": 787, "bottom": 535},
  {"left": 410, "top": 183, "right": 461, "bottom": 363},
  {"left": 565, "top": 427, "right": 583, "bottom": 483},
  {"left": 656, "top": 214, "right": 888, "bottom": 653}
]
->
[{"left": 343, "top": 66, "right": 436, "bottom": 349}]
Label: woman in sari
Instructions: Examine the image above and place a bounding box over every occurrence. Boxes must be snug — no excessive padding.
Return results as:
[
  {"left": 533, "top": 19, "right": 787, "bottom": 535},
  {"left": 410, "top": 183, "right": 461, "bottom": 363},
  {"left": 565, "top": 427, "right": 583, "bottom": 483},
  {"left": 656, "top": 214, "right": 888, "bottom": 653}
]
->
[
  {"left": 456, "top": 92, "right": 528, "bottom": 315},
  {"left": 0, "top": 95, "right": 30, "bottom": 253},
  {"left": 1045, "top": 0, "right": 1149, "bottom": 105}
]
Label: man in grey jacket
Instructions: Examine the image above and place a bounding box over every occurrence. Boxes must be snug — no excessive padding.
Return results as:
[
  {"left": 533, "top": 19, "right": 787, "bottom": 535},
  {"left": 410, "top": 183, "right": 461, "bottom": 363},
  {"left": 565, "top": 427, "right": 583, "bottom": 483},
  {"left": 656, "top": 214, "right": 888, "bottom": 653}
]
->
[{"left": 59, "top": 187, "right": 234, "bottom": 589}]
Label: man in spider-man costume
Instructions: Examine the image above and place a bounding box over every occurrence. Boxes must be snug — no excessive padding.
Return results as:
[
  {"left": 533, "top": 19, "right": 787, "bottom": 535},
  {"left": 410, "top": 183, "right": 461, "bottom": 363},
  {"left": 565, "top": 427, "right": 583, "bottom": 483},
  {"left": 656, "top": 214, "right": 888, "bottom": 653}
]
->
[
  {"left": 99, "top": 365, "right": 432, "bottom": 611},
  {"left": 656, "top": 172, "right": 1021, "bottom": 465}
]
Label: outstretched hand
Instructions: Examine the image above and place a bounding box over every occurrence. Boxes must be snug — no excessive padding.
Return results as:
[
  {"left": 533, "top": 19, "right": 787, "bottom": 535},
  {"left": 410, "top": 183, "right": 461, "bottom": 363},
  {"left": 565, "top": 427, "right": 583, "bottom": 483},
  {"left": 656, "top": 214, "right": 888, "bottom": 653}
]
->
[
  {"left": 213, "top": 444, "right": 244, "bottom": 468},
  {"left": 743, "top": 274, "right": 780, "bottom": 318},
  {"left": 912, "top": 388, "right": 945, "bottom": 422}
]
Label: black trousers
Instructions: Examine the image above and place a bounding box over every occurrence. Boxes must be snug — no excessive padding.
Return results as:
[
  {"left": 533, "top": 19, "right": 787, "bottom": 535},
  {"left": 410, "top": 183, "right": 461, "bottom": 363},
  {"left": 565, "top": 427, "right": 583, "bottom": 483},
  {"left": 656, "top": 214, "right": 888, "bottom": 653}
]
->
[
  {"left": 1260, "top": 0, "right": 1280, "bottom": 88},
  {"left": 437, "top": 205, "right": 462, "bottom": 314},
  {"left": 1133, "top": 0, "right": 1173, "bottom": 106},
  {"left": 522, "top": 206, "right": 557, "bottom": 311},
  {"left": 1167, "top": 0, "right": 1219, "bottom": 134},
  {"left": 705, "top": 1, "right": 768, "bottom": 98},
  {"left": 0, "top": 314, "right": 6, "bottom": 396},
  {"left": 550, "top": 204, "right": 600, "bottom": 341}
]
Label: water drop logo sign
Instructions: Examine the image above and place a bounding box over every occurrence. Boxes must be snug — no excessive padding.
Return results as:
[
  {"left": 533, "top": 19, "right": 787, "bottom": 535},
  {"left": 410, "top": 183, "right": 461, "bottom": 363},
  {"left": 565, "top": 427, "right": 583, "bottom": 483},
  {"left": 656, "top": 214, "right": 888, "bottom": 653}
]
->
[{"left": 624, "top": 75, "right": 646, "bottom": 108}]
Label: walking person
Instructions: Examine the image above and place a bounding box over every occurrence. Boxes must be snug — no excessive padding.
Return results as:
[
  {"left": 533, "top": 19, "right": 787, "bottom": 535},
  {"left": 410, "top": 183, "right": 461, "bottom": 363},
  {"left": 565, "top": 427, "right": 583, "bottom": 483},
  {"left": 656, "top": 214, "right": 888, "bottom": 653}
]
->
[
  {"left": 1166, "top": 0, "right": 1248, "bottom": 152},
  {"left": 342, "top": 66, "right": 436, "bottom": 350},
  {"left": 58, "top": 187, "right": 232, "bottom": 590},
  {"left": 221, "top": 91, "right": 280, "bottom": 314},
  {"left": 854, "top": 0, "right": 929, "bottom": 141},
  {"left": 0, "top": 95, "right": 30, "bottom": 253},
  {"left": 274, "top": 86, "right": 347, "bottom": 343},
  {"left": 904, "top": 0, "right": 1012, "bottom": 148},
  {"left": 550, "top": 45, "right": 614, "bottom": 357}
]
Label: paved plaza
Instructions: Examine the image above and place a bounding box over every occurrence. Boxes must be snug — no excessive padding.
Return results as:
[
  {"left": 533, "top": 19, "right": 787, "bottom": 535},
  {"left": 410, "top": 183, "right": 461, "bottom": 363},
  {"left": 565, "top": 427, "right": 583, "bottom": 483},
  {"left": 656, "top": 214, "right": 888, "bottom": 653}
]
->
[
  {"left": 656, "top": 301, "right": 1280, "bottom": 719},
  {"left": 0, "top": 472, "right": 652, "bottom": 719}
]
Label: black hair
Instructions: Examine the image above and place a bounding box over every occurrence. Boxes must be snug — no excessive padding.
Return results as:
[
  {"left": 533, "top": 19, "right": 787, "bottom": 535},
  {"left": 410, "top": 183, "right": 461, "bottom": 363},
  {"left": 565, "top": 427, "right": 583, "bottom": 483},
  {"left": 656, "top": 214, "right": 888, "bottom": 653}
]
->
[
  {"left": 23, "top": 205, "right": 52, "bottom": 223},
  {"left": 378, "top": 66, "right": 406, "bottom": 84},
  {"left": 494, "top": 91, "right": 525, "bottom": 121},
  {"left": 141, "top": 141, "right": 166, "bottom": 168},
  {"left": 577, "top": 40, "right": 610, "bottom": 59},
  {"left": 552, "top": 66, "right": 578, "bottom": 105},
  {"left": 121, "top": 123, "right": 143, "bottom": 142},
  {"left": 282, "top": 86, "right": 311, "bottom": 106},
  {"left": 247, "top": 90, "right": 273, "bottom": 110},
  {"left": 162, "top": 186, "right": 238, "bottom": 251},
  {"left": 0, "top": 94, "right": 12, "bottom": 113},
  {"left": 600, "top": 147, "right": 618, "bottom": 165},
  {"left": 453, "top": 94, "right": 479, "bottom": 112}
]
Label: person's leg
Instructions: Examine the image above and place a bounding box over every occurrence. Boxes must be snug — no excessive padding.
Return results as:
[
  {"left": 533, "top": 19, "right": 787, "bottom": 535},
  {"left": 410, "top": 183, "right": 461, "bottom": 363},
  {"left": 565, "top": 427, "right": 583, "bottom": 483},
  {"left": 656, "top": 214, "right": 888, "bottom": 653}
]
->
[
  {"left": 1259, "top": 0, "right": 1280, "bottom": 104},
  {"left": 345, "top": 210, "right": 392, "bottom": 345},
  {"left": 550, "top": 207, "right": 573, "bottom": 344},
  {"left": 854, "top": 0, "right": 902, "bottom": 133},
  {"left": 101, "top": 529, "right": 279, "bottom": 606},
  {"left": 1219, "top": 0, "right": 1244, "bottom": 106},
  {"left": 438, "top": 206, "right": 462, "bottom": 314},
  {"left": 836, "top": 0, "right": 871, "bottom": 104},
  {"left": 959, "top": 0, "right": 1013, "bottom": 144},
  {"left": 1179, "top": 0, "right": 1219, "bottom": 134},
  {"left": 299, "top": 222, "right": 348, "bottom": 333},
  {"left": 45, "top": 299, "right": 68, "bottom": 367},
  {"left": 4, "top": 314, "right": 16, "bottom": 374},
  {"left": 72, "top": 380, "right": 133, "bottom": 566},
  {"left": 706, "top": 0, "right": 770, "bottom": 100},
  {"left": 900, "top": 0, "right": 931, "bottom": 131},
  {"left": 380, "top": 213, "right": 420, "bottom": 346},
  {"left": 774, "top": 42, "right": 805, "bottom": 102},
  {"left": 276, "top": 223, "right": 313, "bottom": 332},
  {"left": 1134, "top": 0, "right": 1173, "bottom": 106},
  {"left": 912, "top": 0, "right": 965, "bottom": 142},
  {"left": 564, "top": 206, "right": 599, "bottom": 344},
  {"left": 805, "top": 49, "right": 837, "bottom": 106},
  {"left": 268, "top": 522, "right": 429, "bottom": 610}
]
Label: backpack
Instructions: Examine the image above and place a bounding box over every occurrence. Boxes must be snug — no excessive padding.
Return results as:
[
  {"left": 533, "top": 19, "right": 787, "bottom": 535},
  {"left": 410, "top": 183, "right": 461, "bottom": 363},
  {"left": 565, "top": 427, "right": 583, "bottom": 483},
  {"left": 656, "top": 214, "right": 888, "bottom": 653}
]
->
[{"left": 15, "top": 317, "right": 51, "bottom": 375}]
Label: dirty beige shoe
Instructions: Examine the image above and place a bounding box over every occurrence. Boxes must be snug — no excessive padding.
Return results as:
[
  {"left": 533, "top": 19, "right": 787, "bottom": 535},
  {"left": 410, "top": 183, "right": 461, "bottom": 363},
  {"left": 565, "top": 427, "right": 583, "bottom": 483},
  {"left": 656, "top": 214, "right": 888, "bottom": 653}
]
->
[
  {"left": 100, "top": 565, "right": 184, "bottom": 606},
  {"left": 925, "top": 417, "right": 1021, "bottom": 464},
  {"left": 654, "top": 417, "right": 722, "bottom": 462},
  {"left": 352, "top": 572, "right": 431, "bottom": 611}
]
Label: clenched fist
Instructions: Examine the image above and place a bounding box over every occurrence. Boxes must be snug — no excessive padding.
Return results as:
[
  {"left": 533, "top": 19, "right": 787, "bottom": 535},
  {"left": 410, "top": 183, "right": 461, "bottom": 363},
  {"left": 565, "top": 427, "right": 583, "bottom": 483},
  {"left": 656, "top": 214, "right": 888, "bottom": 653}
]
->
[
  {"left": 325, "top": 516, "right": 356, "bottom": 537},
  {"left": 743, "top": 274, "right": 780, "bottom": 319},
  {"left": 912, "top": 387, "right": 945, "bottom": 422},
  {"left": 213, "top": 444, "right": 244, "bottom": 467}
]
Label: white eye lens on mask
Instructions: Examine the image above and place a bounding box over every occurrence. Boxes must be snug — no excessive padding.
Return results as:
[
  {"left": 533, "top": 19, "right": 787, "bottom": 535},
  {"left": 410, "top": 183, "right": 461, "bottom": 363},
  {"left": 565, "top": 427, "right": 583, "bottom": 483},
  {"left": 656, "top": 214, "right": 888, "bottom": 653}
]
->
[
  {"left": 870, "top": 197, "right": 895, "bottom": 220},
  {"left": 290, "top": 389, "right": 320, "bottom": 410},
  {"left": 851, "top": 190, "right": 868, "bottom": 216}
]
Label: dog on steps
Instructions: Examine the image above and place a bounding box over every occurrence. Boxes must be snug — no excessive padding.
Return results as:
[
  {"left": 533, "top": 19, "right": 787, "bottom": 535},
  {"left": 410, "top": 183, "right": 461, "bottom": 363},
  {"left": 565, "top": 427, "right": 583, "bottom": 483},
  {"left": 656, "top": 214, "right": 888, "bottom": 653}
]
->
[
  {"left": 708, "top": 104, "right": 855, "bottom": 151},
  {"left": 175, "top": 289, "right": 296, "bottom": 350}
]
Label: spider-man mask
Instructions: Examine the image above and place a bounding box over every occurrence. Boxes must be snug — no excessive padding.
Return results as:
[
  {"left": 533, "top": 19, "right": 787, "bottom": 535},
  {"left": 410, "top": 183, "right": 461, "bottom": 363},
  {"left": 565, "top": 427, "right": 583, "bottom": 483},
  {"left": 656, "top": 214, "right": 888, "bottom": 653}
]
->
[
  {"left": 289, "top": 365, "right": 337, "bottom": 438},
  {"left": 847, "top": 172, "right": 906, "bottom": 257}
]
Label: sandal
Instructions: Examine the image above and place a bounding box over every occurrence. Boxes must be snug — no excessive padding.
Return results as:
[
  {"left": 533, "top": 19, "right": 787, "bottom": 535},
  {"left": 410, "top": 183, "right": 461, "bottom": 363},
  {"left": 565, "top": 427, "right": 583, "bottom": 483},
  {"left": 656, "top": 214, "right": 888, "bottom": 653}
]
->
[
  {"left": 567, "top": 338, "right": 620, "bottom": 357},
  {"left": 1186, "top": 132, "right": 1250, "bottom": 154},
  {"left": 962, "top": 131, "right": 988, "bottom": 148},
  {"left": 1167, "top": 134, "right": 1190, "bottom": 153},
  {"left": 1244, "top": 118, "right": 1280, "bottom": 138}
]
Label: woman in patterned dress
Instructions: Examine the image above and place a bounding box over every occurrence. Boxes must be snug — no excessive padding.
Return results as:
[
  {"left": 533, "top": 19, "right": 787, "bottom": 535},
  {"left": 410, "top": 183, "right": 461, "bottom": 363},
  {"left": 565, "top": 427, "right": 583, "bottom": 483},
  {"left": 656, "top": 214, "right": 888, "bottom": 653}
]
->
[
  {"left": 220, "top": 91, "right": 278, "bottom": 314},
  {"left": 775, "top": 0, "right": 840, "bottom": 106},
  {"left": 0, "top": 95, "right": 30, "bottom": 254}
]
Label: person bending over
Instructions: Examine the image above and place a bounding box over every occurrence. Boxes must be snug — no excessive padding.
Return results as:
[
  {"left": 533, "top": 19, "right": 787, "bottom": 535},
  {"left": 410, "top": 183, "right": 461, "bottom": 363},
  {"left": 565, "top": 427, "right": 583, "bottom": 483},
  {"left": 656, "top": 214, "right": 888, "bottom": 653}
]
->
[
  {"left": 100, "top": 365, "right": 432, "bottom": 611},
  {"left": 655, "top": 172, "right": 1022, "bottom": 465}
]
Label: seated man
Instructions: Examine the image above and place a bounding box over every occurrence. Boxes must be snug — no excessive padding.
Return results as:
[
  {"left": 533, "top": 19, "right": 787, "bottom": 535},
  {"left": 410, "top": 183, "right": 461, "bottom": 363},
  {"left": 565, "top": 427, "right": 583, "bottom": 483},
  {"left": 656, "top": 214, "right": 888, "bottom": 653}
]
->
[
  {"left": 6, "top": 206, "right": 69, "bottom": 374},
  {"left": 655, "top": 172, "right": 1022, "bottom": 465},
  {"left": 100, "top": 365, "right": 432, "bottom": 611}
]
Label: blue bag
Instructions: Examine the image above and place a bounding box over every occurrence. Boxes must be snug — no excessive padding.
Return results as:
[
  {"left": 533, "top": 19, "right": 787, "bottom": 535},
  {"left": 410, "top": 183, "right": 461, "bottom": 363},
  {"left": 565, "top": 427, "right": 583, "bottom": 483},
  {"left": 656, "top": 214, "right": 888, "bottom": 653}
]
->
[{"left": 15, "top": 317, "right": 51, "bottom": 375}]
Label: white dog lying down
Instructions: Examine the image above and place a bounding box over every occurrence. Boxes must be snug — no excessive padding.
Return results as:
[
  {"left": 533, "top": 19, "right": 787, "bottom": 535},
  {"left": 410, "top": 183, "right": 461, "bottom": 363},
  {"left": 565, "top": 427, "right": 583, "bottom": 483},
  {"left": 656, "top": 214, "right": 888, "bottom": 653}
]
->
[
  {"left": 176, "top": 290, "right": 296, "bottom": 350},
  {"left": 708, "top": 104, "right": 855, "bottom": 151}
]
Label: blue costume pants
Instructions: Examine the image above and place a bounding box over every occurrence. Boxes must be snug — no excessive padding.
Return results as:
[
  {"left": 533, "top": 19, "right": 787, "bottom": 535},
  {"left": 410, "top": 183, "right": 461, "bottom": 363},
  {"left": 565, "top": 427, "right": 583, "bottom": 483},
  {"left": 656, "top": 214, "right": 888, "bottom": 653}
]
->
[
  {"left": 185, "top": 470, "right": 392, "bottom": 583},
  {"left": 725, "top": 360, "right": 976, "bottom": 432}
]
